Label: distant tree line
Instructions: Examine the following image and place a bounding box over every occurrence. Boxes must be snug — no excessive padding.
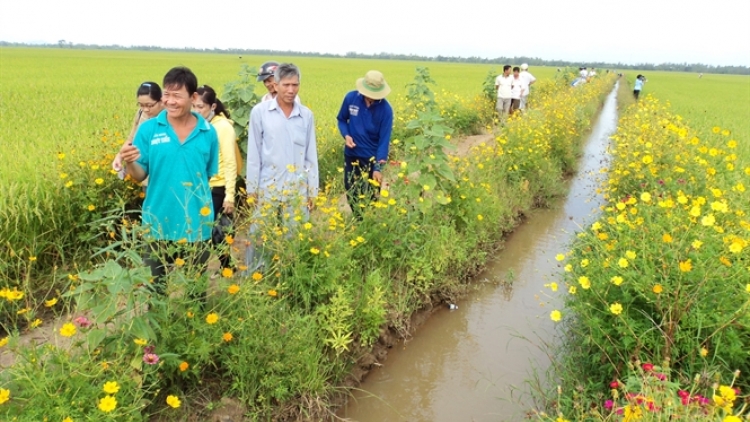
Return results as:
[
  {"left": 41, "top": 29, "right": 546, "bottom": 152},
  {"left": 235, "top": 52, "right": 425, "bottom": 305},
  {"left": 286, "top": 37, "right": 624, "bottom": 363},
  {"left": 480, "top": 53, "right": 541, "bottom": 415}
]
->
[{"left": 1, "top": 41, "right": 748, "bottom": 75}]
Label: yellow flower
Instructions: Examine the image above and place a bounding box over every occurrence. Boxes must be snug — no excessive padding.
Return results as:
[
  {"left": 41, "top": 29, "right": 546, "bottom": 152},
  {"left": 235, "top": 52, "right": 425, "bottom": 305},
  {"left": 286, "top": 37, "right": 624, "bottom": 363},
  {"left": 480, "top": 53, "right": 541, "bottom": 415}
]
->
[
  {"left": 692, "top": 240, "right": 703, "bottom": 249},
  {"left": 652, "top": 284, "right": 663, "bottom": 294},
  {"left": 63, "top": 417, "right": 73, "bottom": 422},
  {"left": 174, "top": 257, "right": 185, "bottom": 267},
  {"left": 222, "top": 332, "right": 233, "bottom": 342},
  {"left": 225, "top": 235, "right": 234, "bottom": 245},
  {"left": 609, "top": 303, "right": 623, "bottom": 315},
  {"left": 227, "top": 284, "right": 240, "bottom": 295},
  {"left": 729, "top": 240, "right": 743, "bottom": 254},
  {"left": 0, "top": 388, "right": 9, "bottom": 404},
  {"left": 568, "top": 286, "right": 577, "bottom": 294},
  {"left": 380, "top": 190, "right": 389, "bottom": 198},
  {"left": 701, "top": 214, "right": 716, "bottom": 226},
  {"left": 166, "top": 395, "right": 181, "bottom": 408},
  {"left": 87, "top": 204, "right": 96, "bottom": 211},
  {"left": 678, "top": 259, "right": 692, "bottom": 272},
  {"left": 44, "top": 298, "right": 58, "bottom": 307},
  {"left": 477, "top": 214, "right": 484, "bottom": 221},
  {"left": 548, "top": 282, "right": 558, "bottom": 292},
  {"left": 640, "top": 192, "right": 651, "bottom": 202},
  {"left": 555, "top": 254, "right": 565, "bottom": 262},
  {"left": 102, "top": 381, "right": 120, "bottom": 394},
  {"left": 200, "top": 206, "right": 211, "bottom": 217},
  {"left": 134, "top": 338, "right": 148, "bottom": 346},
  {"left": 221, "top": 268, "right": 234, "bottom": 278},
  {"left": 746, "top": 284, "right": 750, "bottom": 293},
  {"left": 59, "top": 323, "right": 76, "bottom": 337},
  {"left": 700, "top": 347, "right": 709, "bottom": 357},
  {"left": 723, "top": 416, "right": 741, "bottom": 422},
  {"left": 310, "top": 247, "right": 320, "bottom": 255},
  {"left": 57, "top": 152, "right": 66, "bottom": 159},
  {"left": 179, "top": 361, "right": 189, "bottom": 372},
  {"left": 30, "top": 318, "right": 42, "bottom": 328},
  {"left": 564, "top": 264, "right": 572, "bottom": 272},
  {"left": 422, "top": 184, "right": 430, "bottom": 191},
  {"left": 252, "top": 272, "right": 263, "bottom": 282},
  {"left": 611, "top": 276, "right": 624, "bottom": 286},
  {"left": 625, "top": 250, "right": 636, "bottom": 260},
  {"left": 618, "top": 258, "right": 629, "bottom": 268},
  {"left": 98, "top": 395, "right": 117, "bottom": 413},
  {"left": 550, "top": 310, "right": 562, "bottom": 322},
  {"left": 95, "top": 178, "right": 104, "bottom": 185},
  {"left": 580, "top": 259, "right": 590, "bottom": 268},
  {"left": 205, "top": 313, "right": 219, "bottom": 324},
  {"left": 65, "top": 180, "right": 73, "bottom": 188},
  {"left": 268, "top": 289, "right": 278, "bottom": 297},
  {"left": 662, "top": 233, "right": 673, "bottom": 243},
  {"left": 578, "top": 276, "right": 591, "bottom": 290},
  {"left": 303, "top": 222, "right": 312, "bottom": 230}
]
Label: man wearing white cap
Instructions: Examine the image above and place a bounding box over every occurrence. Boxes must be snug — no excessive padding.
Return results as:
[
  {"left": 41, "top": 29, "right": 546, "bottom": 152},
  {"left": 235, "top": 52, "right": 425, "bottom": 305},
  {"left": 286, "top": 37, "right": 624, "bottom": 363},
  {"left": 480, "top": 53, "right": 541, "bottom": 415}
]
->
[
  {"left": 519, "top": 63, "right": 537, "bottom": 110},
  {"left": 337, "top": 70, "right": 394, "bottom": 219}
]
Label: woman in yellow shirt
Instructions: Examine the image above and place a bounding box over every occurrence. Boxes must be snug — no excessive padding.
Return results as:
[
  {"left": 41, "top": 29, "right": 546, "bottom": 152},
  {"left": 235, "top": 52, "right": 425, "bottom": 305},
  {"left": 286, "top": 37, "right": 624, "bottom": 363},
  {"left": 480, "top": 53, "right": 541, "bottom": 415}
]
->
[{"left": 194, "top": 85, "right": 242, "bottom": 272}]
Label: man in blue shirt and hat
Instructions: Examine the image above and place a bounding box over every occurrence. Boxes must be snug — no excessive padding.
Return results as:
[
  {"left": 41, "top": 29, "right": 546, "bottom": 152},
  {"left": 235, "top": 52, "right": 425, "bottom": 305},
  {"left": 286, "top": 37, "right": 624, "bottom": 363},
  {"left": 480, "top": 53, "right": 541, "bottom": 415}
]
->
[{"left": 336, "top": 70, "right": 394, "bottom": 220}]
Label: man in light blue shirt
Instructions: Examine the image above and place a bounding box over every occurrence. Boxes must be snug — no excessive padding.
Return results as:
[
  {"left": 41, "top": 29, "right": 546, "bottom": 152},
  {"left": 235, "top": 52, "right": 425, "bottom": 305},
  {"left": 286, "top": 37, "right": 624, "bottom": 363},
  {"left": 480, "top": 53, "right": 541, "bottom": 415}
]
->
[{"left": 245, "top": 63, "right": 318, "bottom": 269}]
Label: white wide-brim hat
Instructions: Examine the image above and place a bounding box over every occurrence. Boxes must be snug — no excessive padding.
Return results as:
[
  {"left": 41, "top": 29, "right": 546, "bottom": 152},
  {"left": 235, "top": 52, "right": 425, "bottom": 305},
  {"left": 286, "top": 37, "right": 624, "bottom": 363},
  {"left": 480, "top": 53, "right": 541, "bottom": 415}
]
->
[{"left": 356, "top": 70, "right": 391, "bottom": 100}]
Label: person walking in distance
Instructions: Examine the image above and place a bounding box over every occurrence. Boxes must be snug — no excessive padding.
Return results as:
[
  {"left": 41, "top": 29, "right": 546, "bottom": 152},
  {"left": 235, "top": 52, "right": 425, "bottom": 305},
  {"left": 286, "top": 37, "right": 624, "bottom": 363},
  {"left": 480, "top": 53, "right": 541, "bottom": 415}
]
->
[
  {"left": 494, "top": 65, "right": 514, "bottom": 120},
  {"left": 519, "top": 63, "right": 536, "bottom": 110},
  {"left": 633, "top": 74, "right": 645, "bottom": 100},
  {"left": 337, "top": 70, "right": 394, "bottom": 220}
]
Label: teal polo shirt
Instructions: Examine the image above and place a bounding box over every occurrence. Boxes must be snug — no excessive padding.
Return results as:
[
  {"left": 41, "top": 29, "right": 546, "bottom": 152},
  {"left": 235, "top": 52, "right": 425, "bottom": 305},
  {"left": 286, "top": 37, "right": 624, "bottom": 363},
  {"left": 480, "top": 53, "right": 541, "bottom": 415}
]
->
[{"left": 134, "top": 110, "right": 219, "bottom": 242}]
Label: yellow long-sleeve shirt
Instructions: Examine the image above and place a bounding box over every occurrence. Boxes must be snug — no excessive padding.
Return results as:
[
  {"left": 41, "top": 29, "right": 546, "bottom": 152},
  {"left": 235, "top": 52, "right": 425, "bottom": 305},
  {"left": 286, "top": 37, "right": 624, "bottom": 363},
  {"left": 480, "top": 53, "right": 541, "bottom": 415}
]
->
[{"left": 208, "top": 113, "right": 241, "bottom": 203}]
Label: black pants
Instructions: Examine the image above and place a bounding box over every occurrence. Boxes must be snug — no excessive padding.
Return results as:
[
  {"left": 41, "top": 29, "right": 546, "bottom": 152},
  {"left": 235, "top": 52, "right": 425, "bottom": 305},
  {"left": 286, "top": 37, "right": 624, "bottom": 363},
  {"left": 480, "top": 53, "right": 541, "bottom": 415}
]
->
[
  {"left": 344, "top": 156, "right": 380, "bottom": 220},
  {"left": 143, "top": 240, "right": 210, "bottom": 297},
  {"left": 211, "top": 186, "right": 232, "bottom": 270},
  {"left": 633, "top": 89, "right": 641, "bottom": 100}
]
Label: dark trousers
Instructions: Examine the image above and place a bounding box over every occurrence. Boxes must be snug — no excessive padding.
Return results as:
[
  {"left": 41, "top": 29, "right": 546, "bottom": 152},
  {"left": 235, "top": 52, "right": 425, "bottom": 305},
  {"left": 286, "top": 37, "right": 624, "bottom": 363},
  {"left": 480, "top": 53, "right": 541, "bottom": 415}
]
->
[
  {"left": 344, "top": 155, "right": 380, "bottom": 220},
  {"left": 211, "top": 186, "right": 232, "bottom": 270},
  {"left": 633, "top": 89, "right": 641, "bottom": 100},
  {"left": 144, "top": 241, "right": 210, "bottom": 297}
]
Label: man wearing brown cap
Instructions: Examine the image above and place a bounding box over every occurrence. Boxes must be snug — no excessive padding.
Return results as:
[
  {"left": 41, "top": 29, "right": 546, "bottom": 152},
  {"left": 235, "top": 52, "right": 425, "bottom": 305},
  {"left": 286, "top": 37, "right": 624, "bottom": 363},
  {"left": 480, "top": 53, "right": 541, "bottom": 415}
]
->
[{"left": 336, "top": 70, "right": 394, "bottom": 220}]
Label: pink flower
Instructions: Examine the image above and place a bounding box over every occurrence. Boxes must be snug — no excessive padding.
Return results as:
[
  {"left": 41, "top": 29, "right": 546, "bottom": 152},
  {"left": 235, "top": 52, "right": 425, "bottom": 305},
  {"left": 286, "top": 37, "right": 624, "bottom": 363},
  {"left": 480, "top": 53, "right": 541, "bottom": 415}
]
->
[
  {"left": 143, "top": 345, "right": 155, "bottom": 354},
  {"left": 143, "top": 353, "right": 160, "bottom": 365},
  {"left": 642, "top": 363, "right": 654, "bottom": 372},
  {"left": 604, "top": 400, "right": 614, "bottom": 410},
  {"left": 73, "top": 316, "right": 92, "bottom": 328},
  {"left": 610, "top": 380, "right": 620, "bottom": 388},
  {"left": 654, "top": 372, "right": 666, "bottom": 381}
]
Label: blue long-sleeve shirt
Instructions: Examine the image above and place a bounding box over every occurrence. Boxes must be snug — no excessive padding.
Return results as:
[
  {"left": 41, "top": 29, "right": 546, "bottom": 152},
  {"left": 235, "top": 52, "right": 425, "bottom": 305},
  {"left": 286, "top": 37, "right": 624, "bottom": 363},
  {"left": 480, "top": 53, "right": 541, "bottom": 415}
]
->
[{"left": 336, "top": 91, "right": 394, "bottom": 164}]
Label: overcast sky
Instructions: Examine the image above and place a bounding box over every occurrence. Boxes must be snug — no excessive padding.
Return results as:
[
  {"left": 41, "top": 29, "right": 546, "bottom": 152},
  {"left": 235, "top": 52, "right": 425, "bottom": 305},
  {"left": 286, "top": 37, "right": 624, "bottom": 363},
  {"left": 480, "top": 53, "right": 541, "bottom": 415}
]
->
[{"left": 2, "top": 0, "right": 749, "bottom": 66}]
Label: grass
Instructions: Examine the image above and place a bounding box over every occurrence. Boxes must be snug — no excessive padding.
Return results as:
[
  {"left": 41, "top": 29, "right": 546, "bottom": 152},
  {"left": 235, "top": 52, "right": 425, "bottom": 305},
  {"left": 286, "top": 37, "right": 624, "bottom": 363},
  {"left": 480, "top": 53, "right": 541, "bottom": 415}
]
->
[{"left": 0, "top": 52, "right": 617, "bottom": 419}]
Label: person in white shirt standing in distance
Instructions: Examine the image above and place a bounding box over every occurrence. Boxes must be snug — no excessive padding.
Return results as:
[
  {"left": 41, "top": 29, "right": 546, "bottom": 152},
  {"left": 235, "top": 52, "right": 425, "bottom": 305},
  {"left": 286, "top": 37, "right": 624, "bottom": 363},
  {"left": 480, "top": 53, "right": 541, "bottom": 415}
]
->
[
  {"left": 510, "top": 66, "right": 524, "bottom": 115},
  {"left": 494, "top": 65, "right": 514, "bottom": 121},
  {"left": 519, "top": 63, "right": 536, "bottom": 111},
  {"left": 245, "top": 63, "right": 318, "bottom": 270}
]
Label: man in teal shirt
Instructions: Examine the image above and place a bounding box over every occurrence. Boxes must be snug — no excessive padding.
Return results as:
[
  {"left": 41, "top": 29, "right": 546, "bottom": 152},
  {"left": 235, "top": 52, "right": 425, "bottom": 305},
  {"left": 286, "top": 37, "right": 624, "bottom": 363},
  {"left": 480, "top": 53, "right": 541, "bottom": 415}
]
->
[{"left": 120, "top": 66, "right": 219, "bottom": 294}]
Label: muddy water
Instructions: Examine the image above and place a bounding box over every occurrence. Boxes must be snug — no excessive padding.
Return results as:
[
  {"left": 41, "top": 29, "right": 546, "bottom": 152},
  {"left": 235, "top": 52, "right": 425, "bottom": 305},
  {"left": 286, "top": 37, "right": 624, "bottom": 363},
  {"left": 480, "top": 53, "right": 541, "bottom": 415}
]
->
[{"left": 339, "top": 84, "right": 620, "bottom": 422}]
